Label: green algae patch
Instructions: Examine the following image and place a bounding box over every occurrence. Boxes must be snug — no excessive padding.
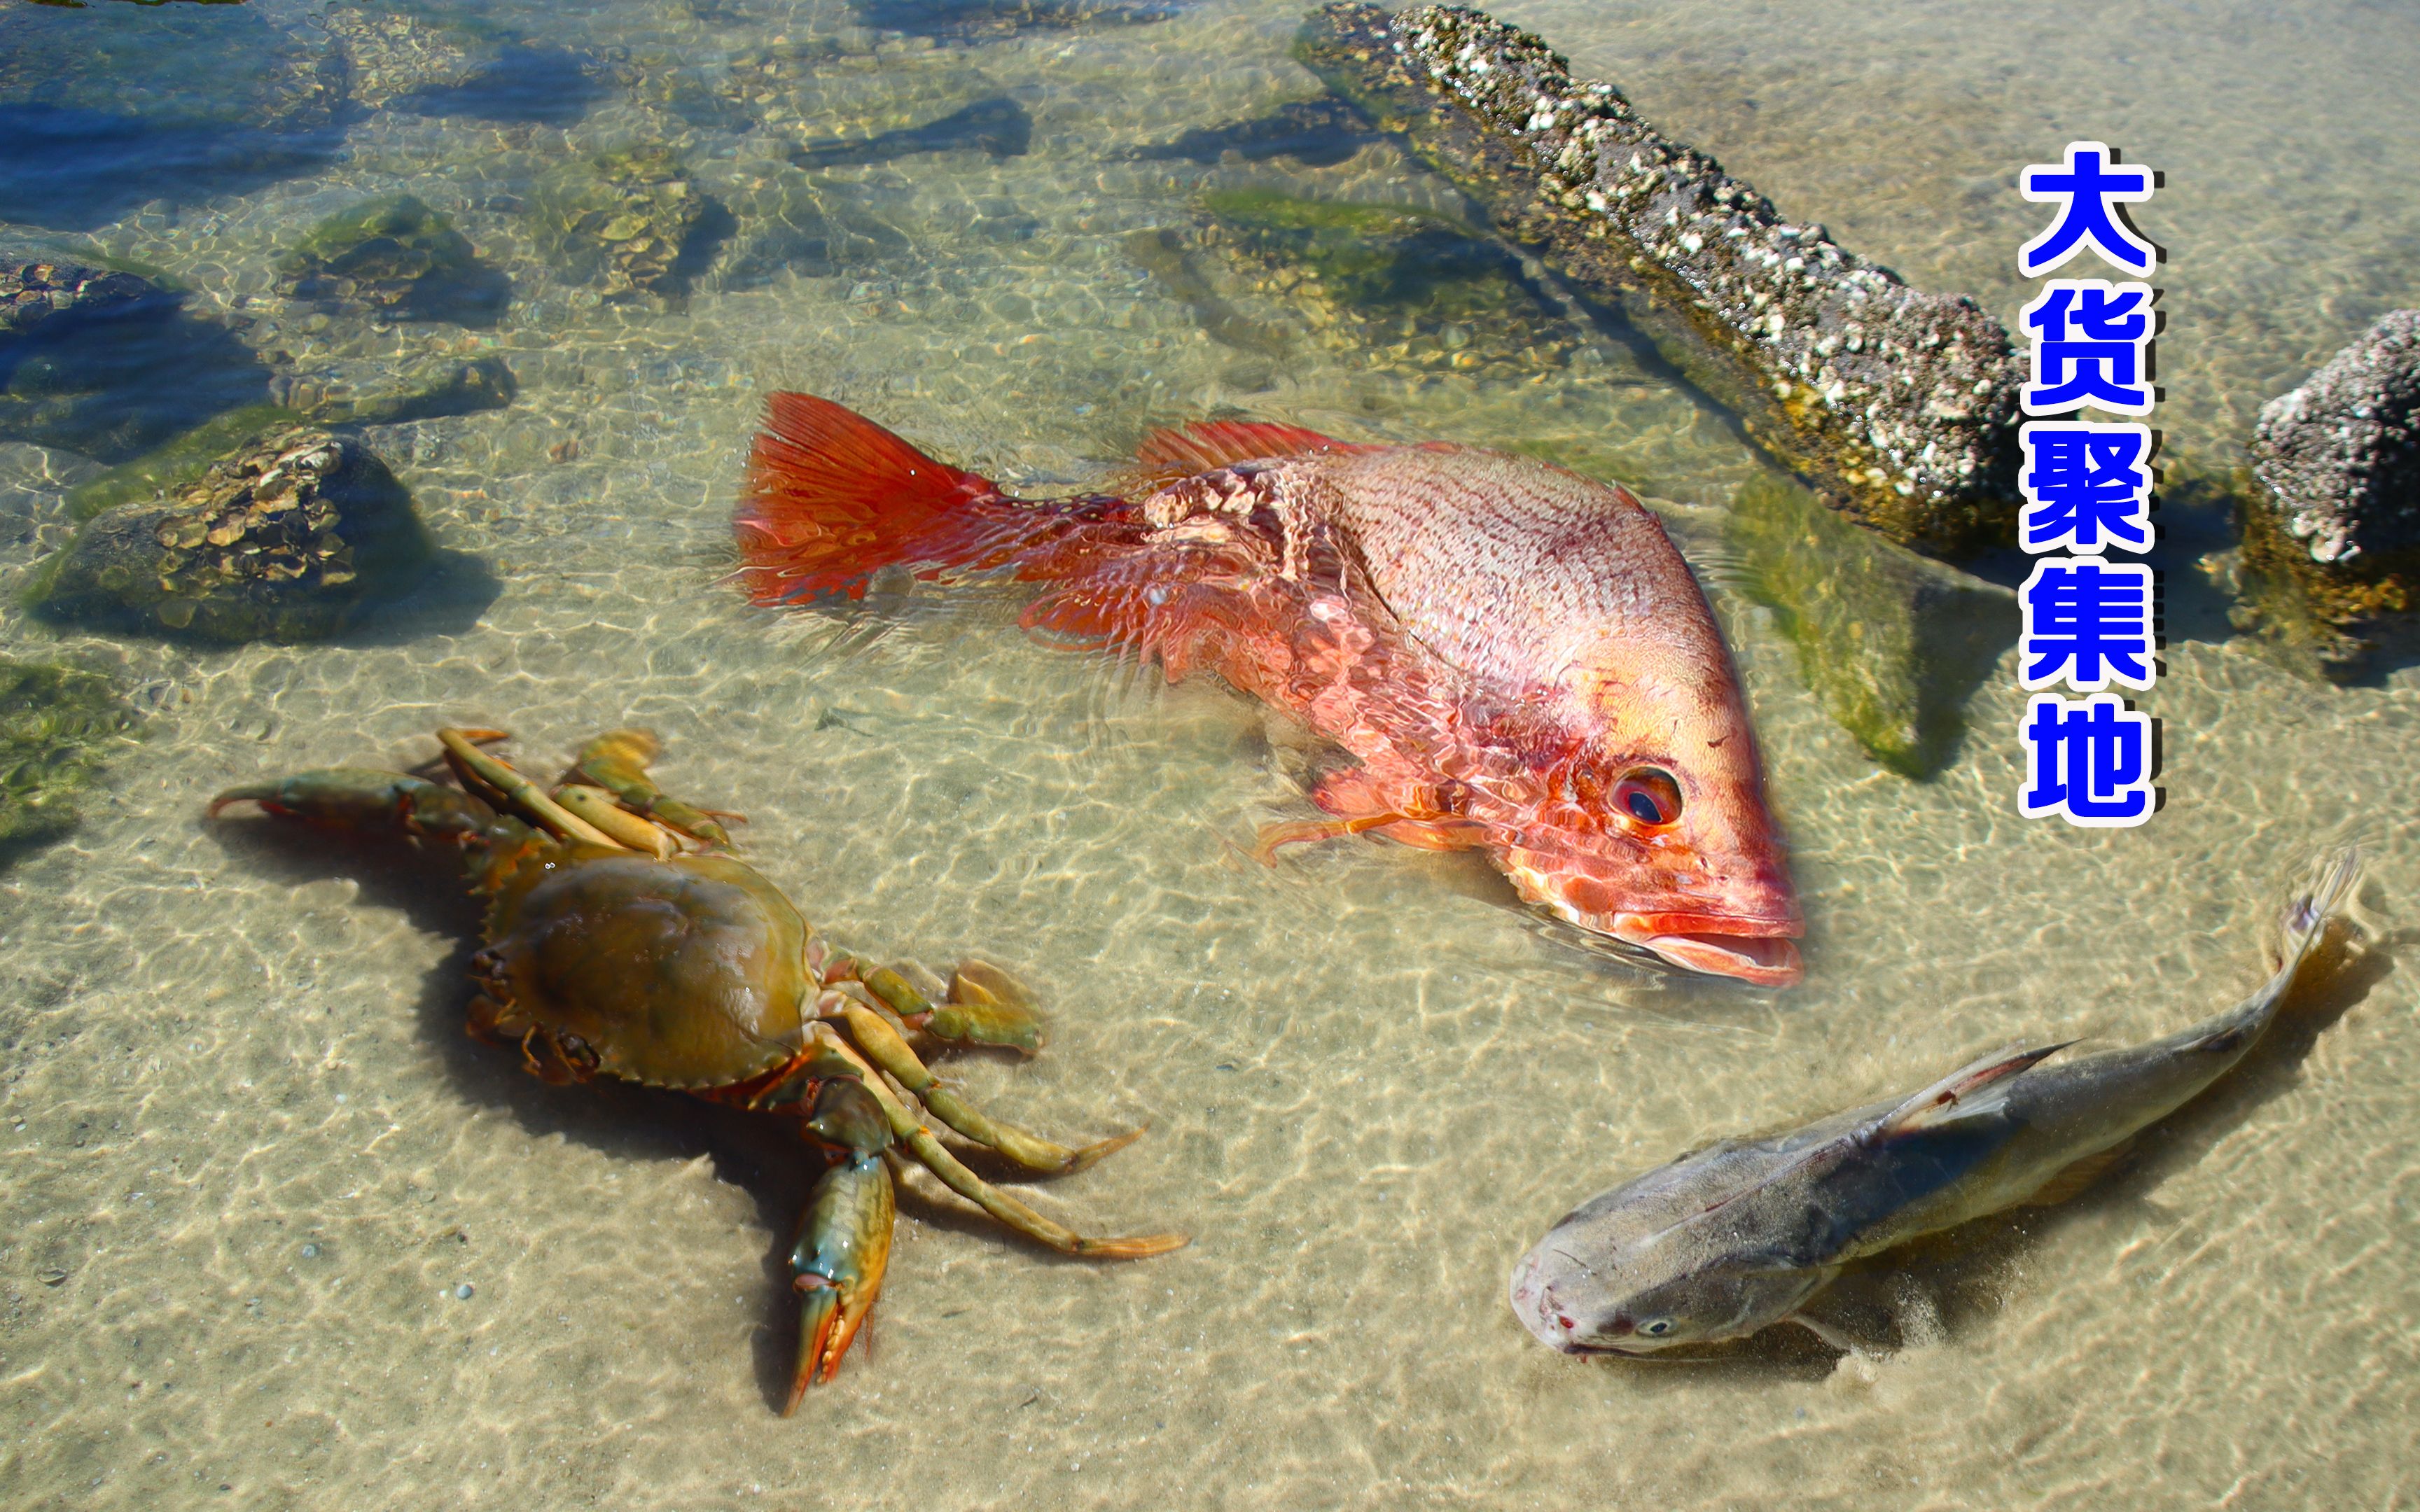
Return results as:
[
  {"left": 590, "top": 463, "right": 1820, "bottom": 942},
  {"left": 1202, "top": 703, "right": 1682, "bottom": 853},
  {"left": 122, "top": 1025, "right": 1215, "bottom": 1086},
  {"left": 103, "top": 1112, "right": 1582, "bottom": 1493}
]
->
[
  {"left": 64, "top": 404, "right": 303, "bottom": 521},
  {"left": 1728, "top": 472, "right": 2014, "bottom": 776},
  {"left": 0, "top": 659, "right": 137, "bottom": 864},
  {"left": 29, "top": 426, "right": 433, "bottom": 644},
  {"left": 277, "top": 194, "right": 508, "bottom": 324}
]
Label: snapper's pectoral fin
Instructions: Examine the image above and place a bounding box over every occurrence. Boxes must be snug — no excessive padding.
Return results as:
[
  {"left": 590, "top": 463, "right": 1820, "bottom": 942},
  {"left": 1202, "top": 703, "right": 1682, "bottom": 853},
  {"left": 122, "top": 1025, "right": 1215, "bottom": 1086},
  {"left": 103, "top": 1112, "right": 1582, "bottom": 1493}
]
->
[
  {"left": 1878, "top": 1042, "right": 2074, "bottom": 1138},
  {"left": 2020, "top": 1138, "right": 2136, "bottom": 1208},
  {"left": 1249, "top": 811, "right": 1417, "bottom": 866}
]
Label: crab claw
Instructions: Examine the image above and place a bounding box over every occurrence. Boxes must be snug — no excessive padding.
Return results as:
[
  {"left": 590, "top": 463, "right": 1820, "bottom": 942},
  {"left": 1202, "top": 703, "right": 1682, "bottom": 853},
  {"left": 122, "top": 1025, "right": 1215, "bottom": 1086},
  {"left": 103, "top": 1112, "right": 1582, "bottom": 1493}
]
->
[
  {"left": 207, "top": 769, "right": 498, "bottom": 844},
  {"left": 786, "top": 1151, "right": 894, "bottom": 1410}
]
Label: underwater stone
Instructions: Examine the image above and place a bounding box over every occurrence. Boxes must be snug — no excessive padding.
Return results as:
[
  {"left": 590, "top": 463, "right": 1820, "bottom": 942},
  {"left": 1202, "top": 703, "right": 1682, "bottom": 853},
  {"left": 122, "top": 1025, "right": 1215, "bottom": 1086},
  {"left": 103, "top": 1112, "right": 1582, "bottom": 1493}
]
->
[
  {"left": 1727, "top": 474, "right": 2014, "bottom": 776},
  {"left": 61, "top": 403, "right": 305, "bottom": 522},
  {"left": 0, "top": 260, "right": 272, "bottom": 463},
  {"left": 27, "top": 426, "right": 433, "bottom": 644},
  {"left": 853, "top": 0, "right": 1180, "bottom": 41},
  {"left": 0, "top": 658, "right": 137, "bottom": 864},
  {"left": 273, "top": 353, "right": 518, "bottom": 427},
  {"left": 323, "top": 1, "right": 506, "bottom": 111},
  {"left": 1299, "top": 3, "right": 2021, "bottom": 553},
  {"left": 2234, "top": 311, "right": 2420, "bottom": 676},
  {"left": 529, "top": 147, "right": 719, "bottom": 301},
  {"left": 277, "top": 195, "right": 510, "bottom": 325}
]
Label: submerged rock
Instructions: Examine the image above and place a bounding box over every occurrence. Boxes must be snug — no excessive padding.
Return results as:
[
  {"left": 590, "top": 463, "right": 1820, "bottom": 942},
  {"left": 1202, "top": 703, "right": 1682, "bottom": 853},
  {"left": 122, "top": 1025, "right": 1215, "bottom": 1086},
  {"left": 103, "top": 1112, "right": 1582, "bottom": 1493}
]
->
[
  {"left": 529, "top": 147, "right": 721, "bottom": 300},
  {"left": 324, "top": 1, "right": 507, "bottom": 111},
  {"left": 1727, "top": 474, "right": 2014, "bottom": 776},
  {"left": 853, "top": 0, "right": 1181, "bottom": 41},
  {"left": 2235, "top": 310, "right": 2420, "bottom": 674},
  {"left": 0, "top": 3, "right": 344, "bottom": 227},
  {"left": 61, "top": 403, "right": 305, "bottom": 522},
  {"left": 1129, "top": 97, "right": 1382, "bottom": 169},
  {"left": 1131, "top": 190, "right": 1581, "bottom": 374},
  {"left": 27, "top": 426, "right": 433, "bottom": 643},
  {"left": 277, "top": 195, "right": 510, "bottom": 325},
  {"left": 0, "top": 260, "right": 271, "bottom": 463},
  {"left": 792, "top": 97, "right": 1033, "bottom": 169},
  {"left": 719, "top": 170, "right": 917, "bottom": 286},
  {"left": 1299, "top": 3, "right": 2020, "bottom": 553},
  {"left": 272, "top": 352, "right": 518, "bottom": 426},
  {"left": 0, "top": 659, "right": 137, "bottom": 864}
]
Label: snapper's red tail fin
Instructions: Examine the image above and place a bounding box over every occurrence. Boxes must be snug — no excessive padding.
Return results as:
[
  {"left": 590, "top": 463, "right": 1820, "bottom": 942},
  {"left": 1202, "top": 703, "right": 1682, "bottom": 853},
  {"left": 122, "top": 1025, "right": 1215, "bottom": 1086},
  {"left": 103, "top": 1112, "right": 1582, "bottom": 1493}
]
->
[{"left": 737, "top": 393, "right": 1015, "bottom": 605}]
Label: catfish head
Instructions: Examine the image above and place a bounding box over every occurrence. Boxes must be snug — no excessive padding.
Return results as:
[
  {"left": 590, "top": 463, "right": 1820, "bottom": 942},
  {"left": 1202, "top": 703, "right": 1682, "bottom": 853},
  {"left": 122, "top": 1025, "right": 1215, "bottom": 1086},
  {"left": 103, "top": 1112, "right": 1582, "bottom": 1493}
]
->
[{"left": 1506, "top": 1171, "right": 1830, "bottom": 1354}]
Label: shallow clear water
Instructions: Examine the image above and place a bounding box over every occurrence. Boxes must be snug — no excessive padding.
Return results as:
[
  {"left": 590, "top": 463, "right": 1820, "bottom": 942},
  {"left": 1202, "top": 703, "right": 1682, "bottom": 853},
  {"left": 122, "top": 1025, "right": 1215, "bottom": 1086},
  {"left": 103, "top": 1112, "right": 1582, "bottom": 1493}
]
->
[{"left": 3, "top": 1, "right": 2418, "bottom": 1507}]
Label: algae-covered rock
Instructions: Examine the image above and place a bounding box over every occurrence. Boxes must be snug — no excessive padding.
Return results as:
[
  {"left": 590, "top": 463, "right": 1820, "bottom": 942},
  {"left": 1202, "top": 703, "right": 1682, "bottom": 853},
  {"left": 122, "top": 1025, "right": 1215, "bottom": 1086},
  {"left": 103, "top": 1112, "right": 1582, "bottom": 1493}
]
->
[
  {"left": 277, "top": 195, "right": 510, "bottom": 325},
  {"left": 61, "top": 403, "right": 304, "bottom": 522},
  {"left": 0, "top": 260, "right": 272, "bottom": 463},
  {"left": 1299, "top": 4, "right": 2020, "bottom": 554},
  {"left": 27, "top": 426, "right": 433, "bottom": 643},
  {"left": 529, "top": 146, "right": 720, "bottom": 300},
  {"left": 272, "top": 353, "right": 517, "bottom": 426},
  {"left": 1727, "top": 472, "right": 2014, "bottom": 776},
  {"left": 0, "top": 3, "right": 344, "bottom": 227},
  {"left": 0, "top": 659, "right": 137, "bottom": 863},
  {"left": 1132, "top": 190, "right": 1580, "bottom": 375},
  {"left": 2233, "top": 310, "right": 2420, "bottom": 676}
]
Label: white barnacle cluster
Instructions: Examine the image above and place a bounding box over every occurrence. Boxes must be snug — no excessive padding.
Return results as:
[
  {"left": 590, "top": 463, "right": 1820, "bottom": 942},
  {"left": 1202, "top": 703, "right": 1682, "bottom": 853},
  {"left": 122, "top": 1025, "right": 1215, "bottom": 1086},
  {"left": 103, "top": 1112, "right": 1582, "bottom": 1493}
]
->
[{"left": 1389, "top": 6, "right": 2019, "bottom": 515}]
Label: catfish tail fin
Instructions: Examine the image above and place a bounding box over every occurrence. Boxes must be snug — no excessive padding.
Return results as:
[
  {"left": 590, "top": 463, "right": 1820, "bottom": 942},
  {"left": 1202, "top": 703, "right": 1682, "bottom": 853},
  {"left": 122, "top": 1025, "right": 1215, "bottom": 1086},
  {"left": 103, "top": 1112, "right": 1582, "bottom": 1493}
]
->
[
  {"left": 2185, "top": 845, "right": 2363, "bottom": 1056},
  {"left": 738, "top": 393, "right": 1107, "bottom": 605}
]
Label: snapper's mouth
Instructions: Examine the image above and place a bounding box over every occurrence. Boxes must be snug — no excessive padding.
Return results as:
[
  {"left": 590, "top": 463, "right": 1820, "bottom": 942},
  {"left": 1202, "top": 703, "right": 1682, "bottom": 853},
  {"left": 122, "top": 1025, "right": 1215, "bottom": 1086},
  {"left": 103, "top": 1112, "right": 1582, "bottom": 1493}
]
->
[{"left": 1612, "top": 916, "right": 1804, "bottom": 988}]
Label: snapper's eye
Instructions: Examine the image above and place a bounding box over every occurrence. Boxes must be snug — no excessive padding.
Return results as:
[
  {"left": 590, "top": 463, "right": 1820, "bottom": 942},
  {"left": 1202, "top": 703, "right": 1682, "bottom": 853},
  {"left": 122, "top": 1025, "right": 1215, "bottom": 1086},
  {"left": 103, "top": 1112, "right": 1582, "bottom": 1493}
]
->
[
  {"left": 1613, "top": 767, "right": 1683, "bottom": 827},
  {"left": 1639, "top": 1318, "right": 1675, "bottom": 1337}
]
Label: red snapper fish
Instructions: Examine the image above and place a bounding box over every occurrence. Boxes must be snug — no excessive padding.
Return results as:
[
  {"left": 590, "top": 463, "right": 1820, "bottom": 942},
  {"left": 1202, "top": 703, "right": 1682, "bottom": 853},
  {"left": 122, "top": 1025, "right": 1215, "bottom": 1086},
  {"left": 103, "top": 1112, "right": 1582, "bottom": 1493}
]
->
[{"left": 735, "top": 394, "right": 1803, "bottom": 987}]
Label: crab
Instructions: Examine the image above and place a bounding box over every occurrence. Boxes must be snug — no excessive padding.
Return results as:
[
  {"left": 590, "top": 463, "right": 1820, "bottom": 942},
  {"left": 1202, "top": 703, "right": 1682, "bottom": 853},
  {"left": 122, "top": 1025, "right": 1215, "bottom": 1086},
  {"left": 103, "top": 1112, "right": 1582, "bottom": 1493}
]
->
[{"left": 210, "top": 726, "right": 1185, "bottom": 1413}]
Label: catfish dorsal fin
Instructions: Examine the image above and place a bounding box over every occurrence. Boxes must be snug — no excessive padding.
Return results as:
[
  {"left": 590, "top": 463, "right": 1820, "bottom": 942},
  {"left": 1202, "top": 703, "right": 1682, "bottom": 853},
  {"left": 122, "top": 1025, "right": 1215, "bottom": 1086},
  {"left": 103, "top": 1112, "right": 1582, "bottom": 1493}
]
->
[
  {"left": 1875, "top": 1042, "right": 2072, "bottom": 1138},
  {"left": 1134, "top": 419, "right": 1363, "bottom": 473}
]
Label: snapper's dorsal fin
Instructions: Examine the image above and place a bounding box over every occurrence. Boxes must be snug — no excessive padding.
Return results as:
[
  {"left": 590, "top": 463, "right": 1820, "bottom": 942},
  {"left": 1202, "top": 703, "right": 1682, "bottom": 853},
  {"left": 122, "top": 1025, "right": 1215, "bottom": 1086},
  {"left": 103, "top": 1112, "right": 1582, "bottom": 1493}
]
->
[
  {"left": 1134, "top": 419, "right": 1365, "bottom": 473},
  {"left": 1875, "top": 1042, "right": 2071, "bottom": 1138}
]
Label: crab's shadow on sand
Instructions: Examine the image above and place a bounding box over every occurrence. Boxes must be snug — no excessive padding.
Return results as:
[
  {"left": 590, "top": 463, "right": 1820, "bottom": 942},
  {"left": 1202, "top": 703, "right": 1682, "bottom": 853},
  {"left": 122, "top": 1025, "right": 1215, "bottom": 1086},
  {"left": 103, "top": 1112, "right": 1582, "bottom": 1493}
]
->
[
  {"left": 1566, "top": 924, "right": 2399, "bottom": 1388},
  {"left": 208, "top": 813, "right": 1094, "bottom": 1415}
]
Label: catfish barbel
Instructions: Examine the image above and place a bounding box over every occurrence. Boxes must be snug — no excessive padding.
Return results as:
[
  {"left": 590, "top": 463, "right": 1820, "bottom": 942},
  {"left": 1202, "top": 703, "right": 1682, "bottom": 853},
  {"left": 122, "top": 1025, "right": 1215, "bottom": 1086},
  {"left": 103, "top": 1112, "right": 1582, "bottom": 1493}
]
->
[
  {"left": 1510, "top": 848, "right": 2363, "bottom": 1354},
  {"left": 735, "top": 394, "right": 1802, "bottom": 986}
]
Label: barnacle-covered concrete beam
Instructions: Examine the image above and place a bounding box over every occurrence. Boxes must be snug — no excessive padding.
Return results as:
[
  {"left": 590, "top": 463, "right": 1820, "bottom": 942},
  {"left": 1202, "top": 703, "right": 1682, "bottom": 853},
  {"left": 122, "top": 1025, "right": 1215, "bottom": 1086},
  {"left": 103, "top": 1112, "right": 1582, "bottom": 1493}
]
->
[{"left": 1299, "top": 2, "right": 2022, "bottom": 552}]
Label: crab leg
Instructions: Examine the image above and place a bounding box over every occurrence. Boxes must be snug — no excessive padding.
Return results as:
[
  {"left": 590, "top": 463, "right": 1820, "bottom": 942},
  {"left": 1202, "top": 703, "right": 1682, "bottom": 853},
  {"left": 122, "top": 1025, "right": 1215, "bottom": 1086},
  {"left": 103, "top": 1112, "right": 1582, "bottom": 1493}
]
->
[
  {"left": 566, "top": 728, "right": 738, "bottom": 849},
  {"left": 555, "top": 783, "right": 677, "bottom": 858},
  {"left": 830, "top": 1000, "right": 1143, "bottom": 1175},
  {"left": 855, "top": 960, "right": 1045, "bottom": 1055},
  {"left": 809, "top": 1026, "right": 1185, "bottom": 1260},
  {"left": 437, "top": 728, "right": 625, "bottom": 850},
  {"left": 786, "top": 1077, "right": 898, "bottom": 1408}
]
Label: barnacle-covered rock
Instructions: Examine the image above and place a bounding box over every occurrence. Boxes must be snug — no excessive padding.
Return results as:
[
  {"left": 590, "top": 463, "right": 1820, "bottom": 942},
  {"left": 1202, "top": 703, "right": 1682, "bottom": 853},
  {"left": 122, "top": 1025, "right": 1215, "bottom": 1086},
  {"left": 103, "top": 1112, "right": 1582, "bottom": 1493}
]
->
[
  {"left": 2232, "top": 310, "right": 2420, "bottom": 674},
  {"left": 529, "top": 146, "right": 719, "bottom": 300},
  {"left": 276, "top": 195, "right": 510, "bottom": 324},
  {"left": 1727, "top": 473, "right": 2013, "bottom": 776},
  {"left": 0, "top": 659, "right": 137, "bottom": 863},
  {"left": 27, "top": 426, "right": 433, "bottom": 643},
  {"left": 0, "top": 2, "right": 344, "bottom": 226},
  {"left": 61, "top": 403, "right": 305, "bottom": 522},
  {"left": 1298, "top": 3, "right": 2020, "bottom": 553},
  {"left": 0, "top": 260, "right": 271, "bottom": 462}
]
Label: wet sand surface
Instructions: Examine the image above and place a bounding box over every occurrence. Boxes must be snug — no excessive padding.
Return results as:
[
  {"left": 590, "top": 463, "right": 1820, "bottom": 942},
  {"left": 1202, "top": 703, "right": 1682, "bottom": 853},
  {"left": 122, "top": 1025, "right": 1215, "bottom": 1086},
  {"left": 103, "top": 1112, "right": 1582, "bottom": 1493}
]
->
[{"left": 3, "top": 1, "right": 2417, "bottom": 1507}]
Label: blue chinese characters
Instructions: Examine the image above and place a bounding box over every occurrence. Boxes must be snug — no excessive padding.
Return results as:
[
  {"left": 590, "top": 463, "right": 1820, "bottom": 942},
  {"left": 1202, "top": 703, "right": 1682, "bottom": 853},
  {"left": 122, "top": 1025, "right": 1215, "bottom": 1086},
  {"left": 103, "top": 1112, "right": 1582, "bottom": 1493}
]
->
[{"left": 2015, "top": 143, "right": 2162, "bottom": 827}]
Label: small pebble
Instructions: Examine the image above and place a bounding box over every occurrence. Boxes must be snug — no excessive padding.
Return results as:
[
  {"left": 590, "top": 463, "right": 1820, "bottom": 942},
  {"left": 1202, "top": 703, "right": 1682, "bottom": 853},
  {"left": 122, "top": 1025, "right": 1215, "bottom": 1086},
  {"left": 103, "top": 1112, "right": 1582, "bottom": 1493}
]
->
[
  {"left": 300, "top": 1244, "right": 319, "bottom": 1259},
  {"left": 455, "top": 1283, "right": 475, "bottom": 1301}
]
